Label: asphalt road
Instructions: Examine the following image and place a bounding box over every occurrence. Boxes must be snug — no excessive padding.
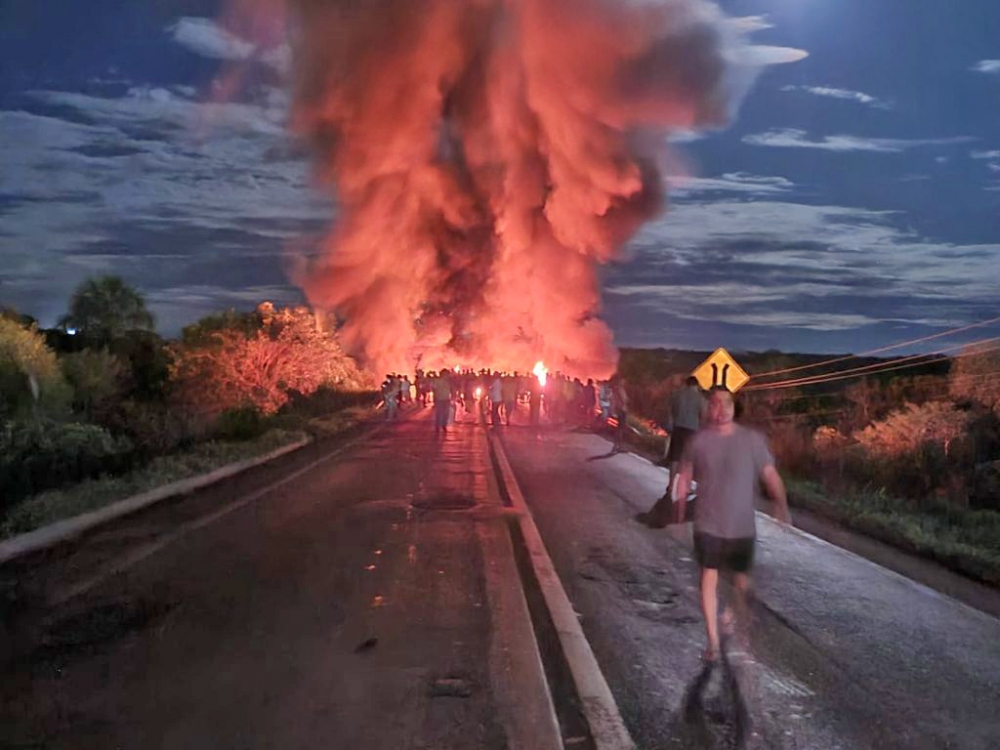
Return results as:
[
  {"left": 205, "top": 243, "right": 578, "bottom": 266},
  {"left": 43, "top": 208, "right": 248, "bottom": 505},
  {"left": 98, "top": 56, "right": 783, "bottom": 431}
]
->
[
  {"left": 499, "top": 424, "right": 1000, "bottom": 750},
  {"left": 4, "top": 410, "right": 999, "bottom": 750},
  {"left": 0, "top": 414, "right": 557, "bottom": 750}
]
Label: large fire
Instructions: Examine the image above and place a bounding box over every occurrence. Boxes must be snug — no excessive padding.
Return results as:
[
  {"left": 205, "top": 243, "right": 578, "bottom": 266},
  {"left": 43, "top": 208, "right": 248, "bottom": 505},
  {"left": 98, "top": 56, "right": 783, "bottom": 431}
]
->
[{"left": 216, "top": 0, "right": 801, "bottom": 378}]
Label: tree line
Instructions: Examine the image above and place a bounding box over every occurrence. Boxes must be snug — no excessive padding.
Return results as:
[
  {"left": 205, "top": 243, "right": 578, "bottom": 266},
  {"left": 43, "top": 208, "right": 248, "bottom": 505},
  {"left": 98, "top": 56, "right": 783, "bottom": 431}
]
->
[{"left": 0, "top": 276, "right": 373, "bottom": 516}]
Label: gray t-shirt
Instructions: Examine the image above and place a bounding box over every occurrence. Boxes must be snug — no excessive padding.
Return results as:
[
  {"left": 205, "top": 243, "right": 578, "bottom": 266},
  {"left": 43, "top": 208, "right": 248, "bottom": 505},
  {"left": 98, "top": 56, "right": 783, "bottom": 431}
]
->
[
  {"left": 681, "top": 424, "right": 774, "bottom": 539},
  {"left": 669, "top": 386, "right": 704, "bottom": 431}
]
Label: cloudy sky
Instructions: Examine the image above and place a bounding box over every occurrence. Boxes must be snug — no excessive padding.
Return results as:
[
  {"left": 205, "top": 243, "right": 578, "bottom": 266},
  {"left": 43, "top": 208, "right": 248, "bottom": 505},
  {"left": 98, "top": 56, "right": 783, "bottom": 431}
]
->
[{"left": 1, "top": 0, "right": 998, "bottom": 355}]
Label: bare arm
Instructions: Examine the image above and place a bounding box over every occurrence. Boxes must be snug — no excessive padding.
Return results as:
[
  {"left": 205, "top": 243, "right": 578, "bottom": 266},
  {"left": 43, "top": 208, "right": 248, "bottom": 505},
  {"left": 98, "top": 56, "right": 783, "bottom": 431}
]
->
[
  {"left": 674, "top": 460, "right": 694, "bottom": 522},
  {"left": 760, "top": 464, "right": 791, "bottom": 525}
]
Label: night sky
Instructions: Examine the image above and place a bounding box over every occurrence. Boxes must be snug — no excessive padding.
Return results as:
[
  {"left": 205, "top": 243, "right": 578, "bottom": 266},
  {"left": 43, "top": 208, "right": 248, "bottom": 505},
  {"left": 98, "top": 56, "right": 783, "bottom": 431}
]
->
[{"left": 1, "top": 0, "right": 998, "bottom": 354}]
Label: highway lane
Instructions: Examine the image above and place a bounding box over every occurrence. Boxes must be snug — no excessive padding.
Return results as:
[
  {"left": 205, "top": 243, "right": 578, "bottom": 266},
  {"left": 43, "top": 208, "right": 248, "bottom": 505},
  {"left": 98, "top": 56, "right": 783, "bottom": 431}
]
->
[
  {"left": 1, "top": 415, "right": 557, "bottom": 750},
  {"left": 499, "top": 423, "right": 1000, "bottom": 750}
]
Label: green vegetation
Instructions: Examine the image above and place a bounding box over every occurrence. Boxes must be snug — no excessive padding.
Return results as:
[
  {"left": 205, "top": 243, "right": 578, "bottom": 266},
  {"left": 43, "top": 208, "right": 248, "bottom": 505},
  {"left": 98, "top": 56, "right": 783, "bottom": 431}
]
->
[
  {"left": 1, "top": 429, "right": 306, "bottom": 538},
  {"left": 787, "top": 479, "right": 1000, "bottom": 585},
  {"left": 619, "top": 347, "right": 1000, "bottom": 582},
  {"left": 0, "top": 281, "right": 378, "bottom": 539}
]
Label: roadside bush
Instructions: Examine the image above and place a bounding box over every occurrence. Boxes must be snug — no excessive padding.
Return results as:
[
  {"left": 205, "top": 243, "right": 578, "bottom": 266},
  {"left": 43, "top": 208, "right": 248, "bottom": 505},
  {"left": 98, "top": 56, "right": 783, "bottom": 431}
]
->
[
  {"left": 766, "top": 421, "right": 817, "bottom": 477},
  {"left": 855, "top": 401, "right": 968, "bottom": 459},
  {"left": 60, "top": 348, "right": 127, "bottom": 420},
  {"left": 625, "top": 376, "right": 681, "bottom": 429},
  {"left": 282, "top": 385, "right": 380, "bottom": 418},
  {"left": 0, "top": 318, "right": 71, "bottom": 420},
  {"left": 0, "top": 419, "right": 134, "bottom": 510},
  {"left": 970, "top": 461, "right": 1000, "bottom": 511},
  {"left": 108, "top": 400, "right": 206, "bottom": 457},
  {"left": 171, "top": 303, "right": 370, "bottom": 418},
  {"left": 811, "top": 426, "right": 853, "bottom": 492},
  {"left": 214, "top": 405, "right": 268, "bottom": 442},
  {"left": 854, "top": 401, "right": 973, "bottom": 503},
  {"left": 2, "top": 428, "right": 307, "bottom": 538}
]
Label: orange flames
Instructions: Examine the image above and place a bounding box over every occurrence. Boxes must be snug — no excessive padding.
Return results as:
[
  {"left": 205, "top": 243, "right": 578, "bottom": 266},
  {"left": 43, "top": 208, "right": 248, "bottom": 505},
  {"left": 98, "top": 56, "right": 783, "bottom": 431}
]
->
[{"left": 533, "top": 361, "right": 548, "bottom": 387}]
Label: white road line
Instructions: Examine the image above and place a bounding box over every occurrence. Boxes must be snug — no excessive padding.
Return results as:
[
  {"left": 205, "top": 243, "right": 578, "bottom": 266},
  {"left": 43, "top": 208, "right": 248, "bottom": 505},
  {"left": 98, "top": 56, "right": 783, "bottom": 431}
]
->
[{"left": 489, "top": 430, "right": 637, "bottom": 750}]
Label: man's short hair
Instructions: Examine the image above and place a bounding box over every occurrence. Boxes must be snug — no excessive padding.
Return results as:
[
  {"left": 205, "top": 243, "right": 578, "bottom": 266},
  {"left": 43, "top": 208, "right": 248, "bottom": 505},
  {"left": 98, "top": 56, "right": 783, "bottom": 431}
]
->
[{"left": 686, "top": 375, "right": 699, "bottom": 387}]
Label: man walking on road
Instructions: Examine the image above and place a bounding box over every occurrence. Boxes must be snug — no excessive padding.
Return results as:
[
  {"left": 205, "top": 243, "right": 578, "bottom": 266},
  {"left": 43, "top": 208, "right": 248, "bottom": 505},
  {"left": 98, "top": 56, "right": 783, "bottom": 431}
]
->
[{"left": 675, "top": 387, "right": 790, "bottom": 662}]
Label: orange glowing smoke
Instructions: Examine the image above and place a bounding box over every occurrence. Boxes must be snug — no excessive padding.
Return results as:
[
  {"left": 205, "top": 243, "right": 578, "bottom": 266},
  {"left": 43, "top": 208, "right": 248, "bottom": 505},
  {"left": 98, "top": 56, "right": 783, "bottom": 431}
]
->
[
  {"left": 533, "top": 361, "right": 548, "bottom": 387},
  {"left": 223, "top": 1, "right": 749, "bottom": 377}
]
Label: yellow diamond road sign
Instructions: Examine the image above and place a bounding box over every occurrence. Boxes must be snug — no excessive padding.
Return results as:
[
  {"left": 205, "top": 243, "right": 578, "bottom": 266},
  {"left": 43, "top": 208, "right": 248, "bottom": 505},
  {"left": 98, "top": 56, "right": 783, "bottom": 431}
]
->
[{"left": 692, "top": 348, "right": 750, "bottom": 393}]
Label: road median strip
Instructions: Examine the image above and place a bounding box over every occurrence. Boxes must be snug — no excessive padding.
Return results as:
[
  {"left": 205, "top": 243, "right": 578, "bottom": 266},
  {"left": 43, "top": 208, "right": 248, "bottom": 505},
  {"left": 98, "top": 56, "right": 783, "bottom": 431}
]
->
[{"left": 487, "top": 429, "right": 636, "bottom": 750}]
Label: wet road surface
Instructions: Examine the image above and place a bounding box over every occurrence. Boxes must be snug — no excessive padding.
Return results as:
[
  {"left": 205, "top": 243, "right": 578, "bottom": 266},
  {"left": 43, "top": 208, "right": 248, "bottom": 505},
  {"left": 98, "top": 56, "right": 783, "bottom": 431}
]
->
[
  {"left": 499, "top": 423, "right": 1000, "bottom": 750},
  {"left": 4, "top": 409, "right": 999, "bottom": 750},
  {"left": 1, "top": 415, "right": 556, "bottom": 750}
]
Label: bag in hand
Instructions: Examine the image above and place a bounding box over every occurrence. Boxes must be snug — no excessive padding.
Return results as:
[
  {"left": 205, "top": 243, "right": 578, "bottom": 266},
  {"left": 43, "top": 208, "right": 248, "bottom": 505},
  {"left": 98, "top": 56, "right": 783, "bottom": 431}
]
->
[{"left": 639, "top": 490, "right": 695, "bottom": 528}]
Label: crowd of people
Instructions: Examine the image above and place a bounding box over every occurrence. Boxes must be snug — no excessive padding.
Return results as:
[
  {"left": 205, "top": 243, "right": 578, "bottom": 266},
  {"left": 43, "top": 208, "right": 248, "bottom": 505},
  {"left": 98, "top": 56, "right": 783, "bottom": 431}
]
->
[{"left": 379, "top": 368, "right": 630, "bottom": 437}]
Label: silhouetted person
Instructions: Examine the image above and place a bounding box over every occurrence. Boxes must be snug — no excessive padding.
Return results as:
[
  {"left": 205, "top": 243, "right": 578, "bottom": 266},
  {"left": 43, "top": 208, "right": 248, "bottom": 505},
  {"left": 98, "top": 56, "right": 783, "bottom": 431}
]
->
[
  {"left": 501, "top": 374, "right": 517, "bottom": 425},
  {"left": 610, "top": 375, "right": 628, "bottom": 452},
  {"left": 666, "top": 376, "right": 705, "bottom": 491},
  {"left": 529, "top": 377, "right": 542, "bottom": 426},
  {"left": 489, "top": 373, "right": 503, "bottom": 426},
  {"left": 582, "top": 378, "right": 596, "bottom": 426},
  {"left": 431, "top": 370, "right": 453, "bottom": 435},
  {"left": 382, "top": 375, "right": 398, "bottom": 421}
]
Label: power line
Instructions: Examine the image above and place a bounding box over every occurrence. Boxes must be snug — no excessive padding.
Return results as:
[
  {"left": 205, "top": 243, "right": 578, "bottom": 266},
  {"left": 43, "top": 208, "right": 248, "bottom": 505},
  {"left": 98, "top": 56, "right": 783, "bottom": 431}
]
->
[
  {"left": 743, "top": 366, "right": 1000, "bottom": 407},
  {"left": 750, "top": 313, "right": 1000, "bottom": 381},
  {"left": 745, "top": 349, "right": 947, "bottom": 392},
  {"left": 746, "top": 336, "right": 1000, "bottom": 391},
  {"left": 747, "top": 340, "right": 1000, "bottom": 392}
]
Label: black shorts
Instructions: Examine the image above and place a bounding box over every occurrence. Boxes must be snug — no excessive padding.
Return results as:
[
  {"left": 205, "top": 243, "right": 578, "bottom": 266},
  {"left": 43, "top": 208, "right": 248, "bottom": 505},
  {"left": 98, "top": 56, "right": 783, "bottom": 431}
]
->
[
  {"left": 693, "top": 532, "right": 755, "bottom": 573},
  {"left": 667, "top": 426, "right": 696, "bottom": 462}
]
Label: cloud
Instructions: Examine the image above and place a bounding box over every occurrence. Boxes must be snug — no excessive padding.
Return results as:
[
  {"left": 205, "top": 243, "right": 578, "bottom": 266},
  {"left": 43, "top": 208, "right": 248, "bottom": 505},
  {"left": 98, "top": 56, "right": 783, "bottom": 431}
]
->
[
  {"left": 603, "top": 197, "right": 1000, "bottom": 346},
  {"left": 971, "top": 60, "right": 1000, "bottom": 74},
  {"left": 168, "top": 17, "right": 290, "bottom": 74},
  {"left": 667, "top": 172, "right": 794, "bottom": 195},
  {"left": 144, "top": 284, "right": 304, "bottom": 333},
  {"left": 0, "top": 86, "right": 333, "bottom": 330},
  {"left": 168, "top": 17, "right": 254, "bottom": 61},
  {"left": 781, "top": 85, "right": 890, "bottom": 109},
  {"left": 734, "top": 46, "right": 809, "bottom": 66},
  {"left": 743, "top": 128, "right": 973, "bottom": 153},
  {"left": 727, "top": 15, "right": 773, "bottom": 33},
  {"left": 971, "top": 150, "right": 1000, "bottom": 177}
]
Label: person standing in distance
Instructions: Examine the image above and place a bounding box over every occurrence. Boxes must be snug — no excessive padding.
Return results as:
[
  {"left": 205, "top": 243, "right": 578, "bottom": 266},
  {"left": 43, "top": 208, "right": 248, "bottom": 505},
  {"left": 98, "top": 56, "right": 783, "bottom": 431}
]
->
[
  {"left": 431, "top": 370, "right": 453, "bottom": 436},
  {"left": 674, "top": 387, "right": 790, "bottom": 661},
  {"left": 609, "top": 375, "right": 629, "bottom": 453},
  {"left": 665, "top": 375, "right": 705, "bottom": 492}
]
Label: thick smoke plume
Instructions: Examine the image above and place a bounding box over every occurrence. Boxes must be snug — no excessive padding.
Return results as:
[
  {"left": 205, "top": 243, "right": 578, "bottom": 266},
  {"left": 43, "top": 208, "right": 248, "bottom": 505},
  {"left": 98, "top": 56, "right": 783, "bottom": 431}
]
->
[{"left": 232, "top": 0, "right": 789, "bottom": 376}]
